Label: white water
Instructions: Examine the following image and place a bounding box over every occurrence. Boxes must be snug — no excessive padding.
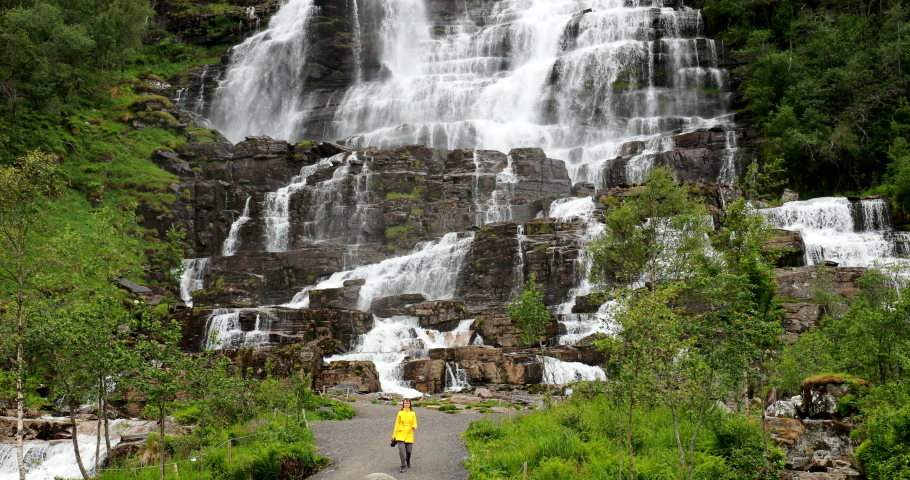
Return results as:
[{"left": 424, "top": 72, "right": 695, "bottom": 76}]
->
[
  {"left": 209, "top": 0, "right": 318, "bottom": 142},
  {"left": 0, "top": 421, "right": 133, "bottom": 480},
  {"left": 540, "top": 356, "right": 607, "bottom": 384},
  {"left": 262, "top": 154, "right": 342, "bottom": 251},
  {"left": 284, "top": 232, "right": 474, "bottom": 310},
  {"left": 760, "top": 197, "right": 910, "bottom": 267},
  {"left": 483, "top": 155, "right": 519, "bottom": 224},
  {"left": 716, "top": 129, "right": 739, "bottom": 184},
  {"left": 208, "top": 0, "right": 735, "bottom": 186},
  {"left": 179, "top": 258, "right": 209, "bottom": 307},
  {"left": 330, "top": 0, "right": 732, "bottom": 186},
  {"left": 204, "top": 308, "right": 273, "bottom": 350},
  {"left": 222, "top": 197, "right": 252, "bottom": 256},
  {"left": 327, "top": 317, "right": 476, "bottom": 397},
  {"left": 543, "top": 197, "right": 616, "bottom": 344}
]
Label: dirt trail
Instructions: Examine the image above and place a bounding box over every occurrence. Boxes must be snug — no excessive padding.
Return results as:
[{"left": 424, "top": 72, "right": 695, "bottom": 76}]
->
[{"left": 309, "top": 397, "right": 489, "bottom": 480}]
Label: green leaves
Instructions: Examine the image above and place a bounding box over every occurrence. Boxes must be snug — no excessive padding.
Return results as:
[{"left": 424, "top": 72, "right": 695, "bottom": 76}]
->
[
  {"left": 589, "top": 167, "right": 711, "bottom": 288},
  {"left": 505, "top": 274, "right": 552, "bottom": 349}
]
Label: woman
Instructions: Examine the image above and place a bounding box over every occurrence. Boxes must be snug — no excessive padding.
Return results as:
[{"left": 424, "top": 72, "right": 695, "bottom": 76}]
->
[{"left": 391, "top": 398, "right": 418, "bottom": 473}]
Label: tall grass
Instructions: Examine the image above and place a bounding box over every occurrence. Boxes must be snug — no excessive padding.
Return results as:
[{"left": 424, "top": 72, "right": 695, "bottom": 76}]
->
[{"left": 463, "top": 394, "right": 783, "bottom": 480}]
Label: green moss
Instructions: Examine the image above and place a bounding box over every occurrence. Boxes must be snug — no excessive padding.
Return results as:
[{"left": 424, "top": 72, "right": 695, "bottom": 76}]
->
[
  {"left": 410, "top": 208, "right": 424, "bottom": 214},
  {"left": 385, "top": 226, "right": 409, "bottom": 240}
]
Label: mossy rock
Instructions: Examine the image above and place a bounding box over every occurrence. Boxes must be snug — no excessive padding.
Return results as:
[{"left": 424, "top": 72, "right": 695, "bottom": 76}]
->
[
  {"left": 801, "top": 374, "right": 869, "bottom": 390},
  {"left": 132, "top": 111, "right": 179, "bottom": 128},
  {"left": 130, "top": 95, "right": 173, "bottom": 111}
]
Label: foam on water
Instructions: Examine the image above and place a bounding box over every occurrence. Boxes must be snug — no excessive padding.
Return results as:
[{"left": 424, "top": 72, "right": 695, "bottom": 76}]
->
[
  {"left": 327, "top": 317, "right": 477, "bottom": 397},
  {"left": 284, "top": 232, "right": 474, "bottom": 310},
  {"left": 760, "top": 197, "right": 910, "bottom": 267}
]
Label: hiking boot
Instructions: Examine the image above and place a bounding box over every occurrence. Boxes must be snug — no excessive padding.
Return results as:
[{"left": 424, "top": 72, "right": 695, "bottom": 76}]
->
[{"left": 400, "top": 467, "right": 406, "bottom": 473}]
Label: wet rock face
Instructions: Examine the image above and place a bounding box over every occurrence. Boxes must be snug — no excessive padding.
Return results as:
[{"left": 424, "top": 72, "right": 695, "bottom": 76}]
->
[
  {"left": 163, "top": 142, "right": 574, "bottom": 261},
  {"left": 596, "top": 127, "right": 757, "bottom": 187},
  {"left": 775, "top": 266, "right": 866, "bottom": 301},
  {"left": 767, "top": 230, "right": 807, "bottom": 267},
  {"left": 177, "top": 307, "right": 372, "bottom": 353},
  {"left": 217, "top": 341, "right": 334, "bottom": 379}
]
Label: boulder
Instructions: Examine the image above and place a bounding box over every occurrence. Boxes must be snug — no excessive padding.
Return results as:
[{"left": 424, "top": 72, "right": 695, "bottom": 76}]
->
[
  {"left": 314, "top": 361, "right": 382, "bottom": 393},
  {"left": 781, "top": 303, "right": 822, "bottom": 342},
  {"left": 119, "top": 279, "right": 152, "bottom": 295},
  {"left": 449, "top": 395, "right": 482, "bottom": 405},
  {"left": 370, "top": 293, "right": 429, "bottom": 318},
  {"left": 766, "top": 230, "right": 807, "bottom": 267},
  {"left": 407, "top": 300, "right": 470, "bottom": 331},
  {"left": 0, "top": 416, "right": 71, "bottom": 441},
  {"left": 801, "top": 375, "right": 866, "bottom": 420},
  {"left": 402, "top": 359, "right": 447, "bottom": 394},
  {"left": 775, "top": 267, "right": 866, "bottom": 301}
]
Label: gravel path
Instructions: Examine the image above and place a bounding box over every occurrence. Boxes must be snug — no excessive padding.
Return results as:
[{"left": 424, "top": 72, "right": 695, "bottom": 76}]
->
[{"left": 309, "top": 397, "right": 490, "bottom": 480}]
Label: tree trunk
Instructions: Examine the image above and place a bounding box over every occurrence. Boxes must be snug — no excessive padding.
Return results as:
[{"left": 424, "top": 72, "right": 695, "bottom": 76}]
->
[
  {"left": 159, "top": 406, "right": 166, "bottom": 480},
  {"left": 95, "top": 396, "right": 103, "bottom": 471},
  {"left": 16, "top": 285, "right": 25, "bottom": 480},
  {"left": 671, "top": 406, "right": 685, "bottom": 471},
  {"left": 627, "top": 390, "right": 635, "bottom": 480},
  {"left": 70, "top": 408, "right": 91, "bottom": 480},
  {"left": 687, "top": 377, "right": 713, "bottom": 480},
  {"left": 103, "top": 392, "right": 111, "bottom": 458}
]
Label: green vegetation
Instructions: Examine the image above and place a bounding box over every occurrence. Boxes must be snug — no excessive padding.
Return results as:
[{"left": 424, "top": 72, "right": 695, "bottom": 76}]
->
[
  {"left": 703, "top": 0, "right": 910, "bottom": 198},
  {"left": 463, "top": 394, "right": 783, "bottom": 480},
  {"left": 769, "top": 266, "right": 910, "bottom": 478}
]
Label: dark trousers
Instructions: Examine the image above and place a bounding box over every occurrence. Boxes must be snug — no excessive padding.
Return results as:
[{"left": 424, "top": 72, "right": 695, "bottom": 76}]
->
[{"left": 397, "top": 441, "right": 413, "bottom": 467}]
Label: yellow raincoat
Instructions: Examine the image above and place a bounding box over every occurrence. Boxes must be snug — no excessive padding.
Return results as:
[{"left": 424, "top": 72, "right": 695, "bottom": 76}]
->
[{"left": 392, "top": 408, "right": 418, "bottom": 443}]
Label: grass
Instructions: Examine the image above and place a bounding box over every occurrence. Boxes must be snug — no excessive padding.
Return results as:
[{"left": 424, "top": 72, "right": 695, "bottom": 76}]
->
[{"left": 462, "top": 392, "right": 784, "bottom": 480}]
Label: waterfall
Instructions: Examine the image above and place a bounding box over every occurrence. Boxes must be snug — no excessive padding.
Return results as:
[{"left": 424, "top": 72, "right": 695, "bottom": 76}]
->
[
  {"left": 330, "top": 0, "right": 732, "bottom": 186},
  {"left": 179, "top": 258, "right": 209, "bottom": 307},
  {"left": 0, "top": 432, "right": 122, "bottom": 480},
  {"left": 716, "top": 130, "right": 739, "bottom": 184},
  {"left": 262, "top": 154, "right": 342, "bottom": 252},
  {"left": 540, "top": 356, "right": 606, "bottom": 384},
  {"left": 514, "top": 225, "right": 527, "bottom": 293},
  {"left": 206, "top": 0, "right": 735, "bottom": 186},
  {"left": 542, "top": 197, "right": 620, "bottom": 345},
  {"left": 760, "top": 197, "right": 910, "bottom": 267},
  {"left": 222, "top": 197, "right": 252, "bottom": 256},
  {"left": 326, "top": 317, "right": 476, "bottom": 397},
  {"left": 445, "top": 363, "right": 469, "bottom": 392},
  {"left": 208, "top": 0, "right": 318, "bottom": 142},
  {"left": 483, "top": 155, "right": 518, "bottom": 224},
  {"left": 285, "top": 232, "right": 474, "bottom": 310},
  {"left": 203, "top": 308, "right": 273, "bottom": 350}
]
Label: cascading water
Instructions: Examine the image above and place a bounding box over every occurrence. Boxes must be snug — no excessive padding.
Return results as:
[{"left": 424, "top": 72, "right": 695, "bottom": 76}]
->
[
  {"left": 328, "top": 0, "right": 732, "bottom": 186},
  {"left": 544, "top": 197, "right": 619, "bottom": 344},
  {"left": 760, "top": 197, "right": 910, "bottom": 267},
  {"left": 208, "top": 0, "right": 318, "bottom": 142},
  {"left": 179, "top": 258, "right": 209, "bottom": 307},
  {"left": 203, "top": 308, "right": 273, "bottom": 350},
  {"left": 262, "top": 154, "right": 342, "bottom": 252},
  {"left": 540, "top": 356, "right": 607, "bottom": 384},
  {"left": 285, "top": 232, "right": 474, "bottom": 309},
  {"left": 716, "top": 130, "right": 739, "bottom": 184},
  {"left": 327, "top": 317, "right": 477, "bottom": 397},
  {"left": 0, "top": 419, "right": 139, "bottom": 480},
  {"left": 222, "top": 197, "right": 252, "bottom": 256},
  {"left": 205, "top": 0, "right": 735, "bottom": 187},
  {"left": 483, "top": 155, "right": 518, "bottom": 224}
]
